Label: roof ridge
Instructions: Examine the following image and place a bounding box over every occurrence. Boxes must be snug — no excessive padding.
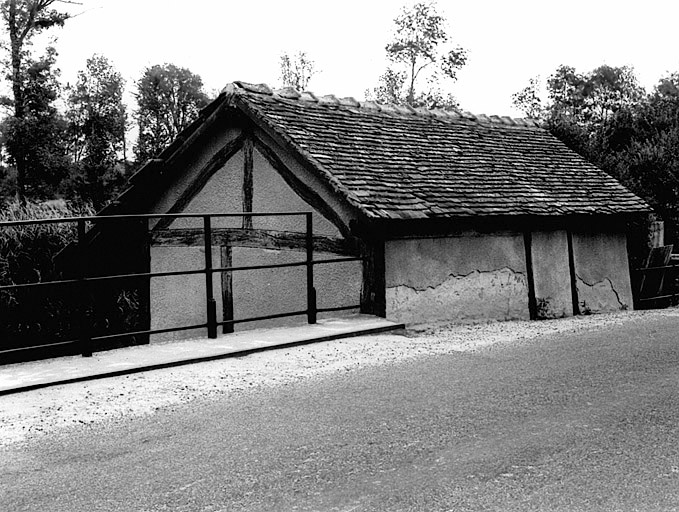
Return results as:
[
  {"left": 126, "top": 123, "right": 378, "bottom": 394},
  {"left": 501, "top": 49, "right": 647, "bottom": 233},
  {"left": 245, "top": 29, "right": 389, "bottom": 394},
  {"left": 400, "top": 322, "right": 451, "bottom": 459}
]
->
[{"left": 223, "top": 81, "right": 542, "bottom": 128}]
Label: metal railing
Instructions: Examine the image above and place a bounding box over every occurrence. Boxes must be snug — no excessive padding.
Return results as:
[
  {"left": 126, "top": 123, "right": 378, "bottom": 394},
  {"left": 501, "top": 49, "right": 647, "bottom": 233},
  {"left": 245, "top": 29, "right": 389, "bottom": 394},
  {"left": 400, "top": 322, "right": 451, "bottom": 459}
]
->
[{"left": 0, "top": 212, "right": 361, "bottom": 360}]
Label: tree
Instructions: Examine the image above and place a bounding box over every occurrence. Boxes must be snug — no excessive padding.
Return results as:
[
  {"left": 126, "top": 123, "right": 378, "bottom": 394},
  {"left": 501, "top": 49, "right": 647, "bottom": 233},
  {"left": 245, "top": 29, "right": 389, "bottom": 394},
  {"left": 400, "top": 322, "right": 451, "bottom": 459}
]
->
[
  {"left": 134, "top": 64, "right": 210, "bottom": 163},
  {"left": 512, "top": 64, "right": 679, "bottom": 246},
  {"left": 0, "top": 0, "right": 73, "bottom": 202},
  {"left": 368, "top": 1, "right": 468, "bottom": 108},
  {"left": 279, "top": 51, "right": 316, "bottom": 90},
  {"left": 65, "top": 54, "right": 127, "bottom": 207},
  {"left": 0, "top": 46, "right": 69, "bottom": 198},
  {"left": 511, "top": 76, "right": 543, "bottom": 119}
]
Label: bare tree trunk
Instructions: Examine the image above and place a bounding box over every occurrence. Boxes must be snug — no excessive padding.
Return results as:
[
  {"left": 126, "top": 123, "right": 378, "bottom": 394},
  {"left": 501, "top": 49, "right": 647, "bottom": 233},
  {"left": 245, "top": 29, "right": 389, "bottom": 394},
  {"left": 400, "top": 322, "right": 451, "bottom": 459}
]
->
[
  {"left": 408, "top": 58, "right": 416, "bottom": 106},
  {"left": 8, "top": 0, "right": 27, "bottom": 204}
]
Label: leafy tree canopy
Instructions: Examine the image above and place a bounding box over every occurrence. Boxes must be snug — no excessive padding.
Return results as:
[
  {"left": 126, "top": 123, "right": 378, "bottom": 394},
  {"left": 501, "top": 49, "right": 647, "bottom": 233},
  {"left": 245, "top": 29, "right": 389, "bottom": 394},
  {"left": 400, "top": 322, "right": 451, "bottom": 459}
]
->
[
  {"left": 0, "top": 0, "right": 74, "bottom": 202},
  {"left": 368, "top": 1, "right": 468, "bottom": 109},
  {"left": 134, "top": 63, "right": 210, "bottom": 163},
  {"left": 0, "top": 46, "right": 69, "bottom": 199},
  {"left": 279, "top": 51, "right": 316, "bottom": 91},
  {"left": 65, "top": 54, "right": 127, "bottom": 207},
  {"left": 513, "top": 65, "right": 679, "bottom": 247}
]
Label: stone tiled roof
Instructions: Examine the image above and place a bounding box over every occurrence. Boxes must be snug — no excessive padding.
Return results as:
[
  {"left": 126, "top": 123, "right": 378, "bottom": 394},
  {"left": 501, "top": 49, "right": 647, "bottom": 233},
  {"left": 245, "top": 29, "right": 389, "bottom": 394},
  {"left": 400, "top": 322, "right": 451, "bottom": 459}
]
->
[{"left": 224, "top": 81, "right": 650, "bottom": 220}]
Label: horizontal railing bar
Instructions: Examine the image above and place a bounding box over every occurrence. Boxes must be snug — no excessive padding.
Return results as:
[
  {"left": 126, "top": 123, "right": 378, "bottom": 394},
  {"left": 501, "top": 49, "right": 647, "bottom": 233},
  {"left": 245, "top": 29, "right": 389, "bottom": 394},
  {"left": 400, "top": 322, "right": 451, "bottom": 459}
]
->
[
  {"left": 312, "top": 257, "right": 362, "bottom": 265},
  {"left": 638, "top": 294, "right": 679, "bottom": 302},
  {"left": 316, "top": 304, "right": 361, "bottom": 313},
  {"left": 0, "top": 323, "right": 211, "bottom": 356},
  {"left": 213, "top": 261, "right": 306, "bottom": 273},
  {"left": 219, "top": 310, "right": 308, "bottom": 326},
  {"left": 0, "top": 339, "right": 77, "bottom": 356},
  {"left": 0, "top": 257, "right": 366, "bottom": 292},
  {"left": 213, "top": 258, "right": 364, "bottom": 274},
  {"left": 0, "top": 268, "right": 207, "bottom": 291},
  {"left": 89, "top": 323, "right": 209, "bottom": 342},
  {"left": 0, "top": 211, "right": 312, "bottom": 228},
  {"left": 87, "top": 268, "right": 206, "bottom": 283},
  {"left": 0, "top": 278, "right": 81, "bottom": 292},
  {"left": 634, "top": 264, "right": 679, "bottom": 271}
]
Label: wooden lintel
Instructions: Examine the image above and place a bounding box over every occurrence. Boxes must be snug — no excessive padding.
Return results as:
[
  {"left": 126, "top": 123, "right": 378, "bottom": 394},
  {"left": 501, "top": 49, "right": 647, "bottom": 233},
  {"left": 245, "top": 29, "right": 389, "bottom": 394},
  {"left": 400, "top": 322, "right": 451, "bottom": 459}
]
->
[{"left": 152, "top": 227, "right": 358, "bottom": 255}]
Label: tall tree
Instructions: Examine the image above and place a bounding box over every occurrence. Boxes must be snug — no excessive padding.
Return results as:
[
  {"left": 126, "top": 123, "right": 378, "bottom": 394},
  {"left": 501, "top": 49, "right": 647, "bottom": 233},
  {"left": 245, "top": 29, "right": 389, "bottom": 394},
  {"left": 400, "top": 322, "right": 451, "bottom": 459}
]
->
[
  {"left": 369, "top": 1, "right": 468, "bottom": 108},
  {"left": 512, "top": 65, "right": 644, "bottom": 156},
  {"left": 278, "top": 51, "right": 316, "bottom": 91},
  {"left": 134, "top": 64, "right": 209, "bottom": 163},
  {"left": 0, "top": 46, "right": 69, "bottom": 198},
  {"left": 0, "top": 0, "right": 72, "bottom": 202},
  {"left": 65, "top": 54, "right": 127, "bottom": 207}
]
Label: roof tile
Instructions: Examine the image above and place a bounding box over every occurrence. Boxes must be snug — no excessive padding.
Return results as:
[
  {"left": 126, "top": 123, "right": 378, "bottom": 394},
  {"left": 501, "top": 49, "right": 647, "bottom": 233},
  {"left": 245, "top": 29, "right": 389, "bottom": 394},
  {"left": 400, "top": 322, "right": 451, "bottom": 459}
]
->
[{"left": 229, "top": 82, "right": 650, "bottom": 219}]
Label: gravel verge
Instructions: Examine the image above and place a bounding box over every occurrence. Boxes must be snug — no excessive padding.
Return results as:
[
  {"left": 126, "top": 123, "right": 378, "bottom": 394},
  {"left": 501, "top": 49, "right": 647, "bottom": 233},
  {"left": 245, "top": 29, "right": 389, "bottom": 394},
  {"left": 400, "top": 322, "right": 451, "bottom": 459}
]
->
[{"left": 2, "top": 308, "right": 678, "bottom": 447}]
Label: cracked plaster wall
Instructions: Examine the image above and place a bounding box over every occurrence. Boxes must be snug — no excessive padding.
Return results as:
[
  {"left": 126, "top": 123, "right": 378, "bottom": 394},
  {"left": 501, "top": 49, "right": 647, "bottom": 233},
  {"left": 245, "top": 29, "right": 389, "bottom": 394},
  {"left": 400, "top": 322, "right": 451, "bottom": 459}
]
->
[
  {"left": 531, "top": 230, "right": 573, "bottom": 319},
  {"left": 572, "top": 231, "right": 633, "bottom": 313},
  {"left": 385, "top": 234, "right": 530, "bottom": 324}
]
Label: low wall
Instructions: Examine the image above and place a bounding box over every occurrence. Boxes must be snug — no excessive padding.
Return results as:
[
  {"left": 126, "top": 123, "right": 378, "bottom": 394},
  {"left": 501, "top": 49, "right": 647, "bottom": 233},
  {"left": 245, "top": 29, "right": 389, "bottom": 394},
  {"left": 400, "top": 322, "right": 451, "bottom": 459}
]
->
[
  {"left": 385, "top": 233, "right": 530, "bottom": 324},
  {"left": 231, "top": 247, "right": 362, "bottom": 330},
  {"left": 531, "top": 230, "right": 573, "bottom": 318},
  {"left": 150, "top": 245, "right": 362, "bottom": 340},
  {"left": 572, "top": 231, "right": 633, "bottom": 313}
]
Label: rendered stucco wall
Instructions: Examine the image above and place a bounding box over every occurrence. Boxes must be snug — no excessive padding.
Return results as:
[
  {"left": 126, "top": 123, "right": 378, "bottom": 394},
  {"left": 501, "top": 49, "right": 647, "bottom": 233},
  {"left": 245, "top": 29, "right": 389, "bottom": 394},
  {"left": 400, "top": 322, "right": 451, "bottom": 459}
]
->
[
  {"left": 148, "top": 126, "right": 243, "bottom": 221},
  {"left": 169, "top": 150, "right": 245, "bottom": 230},
  {"left": 150, "top": 246, "right": 223, "bottom": 342},
  {"left": 531, "top": 230, "right": 573, "bottom": 318},
  {"left": 231, "top": 247, "right": 362, "bottom": 331},
  {"left": 385, "top": 233, "right": 530, "bottom": 324},
  {"left": 251, "top": 148, "right": 340, "bottom": 236},
  {"left": 572, "top": 231, "right": 633, "bottom": 313}
]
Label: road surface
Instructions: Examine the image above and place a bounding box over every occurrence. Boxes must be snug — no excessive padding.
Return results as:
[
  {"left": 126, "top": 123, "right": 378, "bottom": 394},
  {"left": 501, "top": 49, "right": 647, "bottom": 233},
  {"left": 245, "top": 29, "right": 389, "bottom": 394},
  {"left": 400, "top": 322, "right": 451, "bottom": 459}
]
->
[{"left": 2, "top": 312, "right": 679, "bottom": 511}]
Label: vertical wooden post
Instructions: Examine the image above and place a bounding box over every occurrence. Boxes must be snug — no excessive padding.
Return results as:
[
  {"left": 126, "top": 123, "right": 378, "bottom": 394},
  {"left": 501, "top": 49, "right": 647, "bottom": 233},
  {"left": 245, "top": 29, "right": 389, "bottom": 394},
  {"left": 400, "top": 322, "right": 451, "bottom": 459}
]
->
[
  {"left": 204, "top": 216, "right": 218, "bottom": 339},
  {"left": 139, "top": 218, "right": 151, "bottom": 345},
  {"left": 242, "top": 138, "right": 254, "bottom": 230},
  {"left": 77, "top": 218, "right": 92, "bottom": 357},
  {"left": 567, "top": 229, "right": 580, "bottom": 316},
  {"left": 360, "top": 238, "right": 386, "bottom": 317},
  {"left": 221, "top": 245, "right": 234, "bottom": 334},
  {"left": 306, "top": 213, "right": 317, "bottom": 324},
  {"left": 523, "top": 230, "right": 538, "bottom": 320}
]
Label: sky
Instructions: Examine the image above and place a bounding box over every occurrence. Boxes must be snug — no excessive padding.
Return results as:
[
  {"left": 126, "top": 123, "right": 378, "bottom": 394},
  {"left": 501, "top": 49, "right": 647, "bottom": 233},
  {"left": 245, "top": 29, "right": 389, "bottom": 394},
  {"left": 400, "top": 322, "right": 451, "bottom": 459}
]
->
[{"left": 24, "top": 0, "right": 679, "bottom": 116}]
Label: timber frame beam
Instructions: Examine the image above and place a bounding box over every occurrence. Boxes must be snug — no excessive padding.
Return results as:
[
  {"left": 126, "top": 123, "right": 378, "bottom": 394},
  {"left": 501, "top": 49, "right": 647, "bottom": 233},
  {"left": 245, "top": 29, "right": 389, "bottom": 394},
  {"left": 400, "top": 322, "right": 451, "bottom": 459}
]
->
[{"left": 152, "top": 227, "right": 359, "bottom": 256}]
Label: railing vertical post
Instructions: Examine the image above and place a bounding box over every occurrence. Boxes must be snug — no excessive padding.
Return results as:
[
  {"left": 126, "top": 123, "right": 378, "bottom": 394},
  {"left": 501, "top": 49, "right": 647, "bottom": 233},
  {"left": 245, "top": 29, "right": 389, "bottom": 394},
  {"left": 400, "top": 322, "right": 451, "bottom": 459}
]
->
[
  {"left": 306, "top": 212, "right": 317, "bottom": 324},
  {"left": 77, "top": 218, "right": 92, "bottom": 357},
  {"left": 673, "top": 263, "right": 679, "bottom": 306},
  {"left": 204, "top": 215, "right": 218, "bottom": 339}
]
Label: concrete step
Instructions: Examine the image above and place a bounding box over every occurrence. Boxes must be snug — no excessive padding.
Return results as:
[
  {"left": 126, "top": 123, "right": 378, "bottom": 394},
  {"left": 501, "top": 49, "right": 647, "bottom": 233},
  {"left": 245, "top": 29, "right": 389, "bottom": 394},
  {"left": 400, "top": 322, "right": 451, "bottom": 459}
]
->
[{"left": 0, "top": 315, "right": 404, "bottom": 396}]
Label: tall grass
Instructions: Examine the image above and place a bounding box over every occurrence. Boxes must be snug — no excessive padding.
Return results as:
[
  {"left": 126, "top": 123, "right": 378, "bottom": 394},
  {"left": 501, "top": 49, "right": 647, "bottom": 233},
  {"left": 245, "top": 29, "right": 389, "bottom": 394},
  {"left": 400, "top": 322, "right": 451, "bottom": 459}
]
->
[
  {"left": 0, "top": 200, "right": 95, "bottom": 287},
  {"left": 0, "top": 200, "right": 145, "bottom": 362}
]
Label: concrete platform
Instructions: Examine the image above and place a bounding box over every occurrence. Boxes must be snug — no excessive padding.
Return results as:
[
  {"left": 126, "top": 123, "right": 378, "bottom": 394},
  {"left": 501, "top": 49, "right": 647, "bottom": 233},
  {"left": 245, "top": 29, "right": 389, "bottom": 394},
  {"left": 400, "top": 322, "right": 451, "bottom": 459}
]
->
[{"left": 0, "top": 315, "right": 404, "bottom": 396}]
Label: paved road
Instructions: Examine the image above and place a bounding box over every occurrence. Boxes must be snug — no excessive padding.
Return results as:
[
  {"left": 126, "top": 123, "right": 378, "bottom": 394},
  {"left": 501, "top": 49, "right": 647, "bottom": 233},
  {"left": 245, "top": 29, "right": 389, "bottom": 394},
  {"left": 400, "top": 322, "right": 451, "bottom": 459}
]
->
[{"left": 3, "top": 314, "right": 679, "bottom": 511}]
